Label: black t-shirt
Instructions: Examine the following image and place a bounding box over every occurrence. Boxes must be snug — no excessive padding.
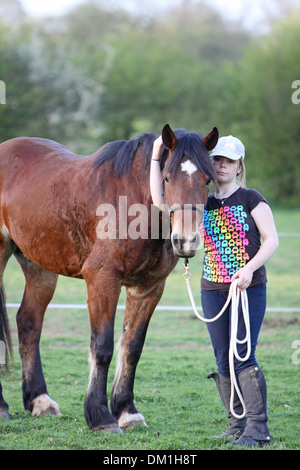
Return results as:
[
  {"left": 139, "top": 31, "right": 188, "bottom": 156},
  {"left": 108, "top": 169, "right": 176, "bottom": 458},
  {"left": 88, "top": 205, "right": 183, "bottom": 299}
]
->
[{"left": 200, "top": 187, "right": 268, "bottom": 291}]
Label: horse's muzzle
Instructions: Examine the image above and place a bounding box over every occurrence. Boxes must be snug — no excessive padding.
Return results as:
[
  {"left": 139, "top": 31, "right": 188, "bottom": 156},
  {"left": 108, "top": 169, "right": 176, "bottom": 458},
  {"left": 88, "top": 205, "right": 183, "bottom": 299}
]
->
[{"left": 171, "top": 232, "right": 200, "bottom": 258}]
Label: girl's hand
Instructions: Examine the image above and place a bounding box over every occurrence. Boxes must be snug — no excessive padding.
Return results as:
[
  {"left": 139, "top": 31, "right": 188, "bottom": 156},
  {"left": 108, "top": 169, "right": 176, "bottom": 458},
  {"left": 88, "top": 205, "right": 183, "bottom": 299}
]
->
[{"left": 231, "top": 266, "right": 253, "bottom": 291}]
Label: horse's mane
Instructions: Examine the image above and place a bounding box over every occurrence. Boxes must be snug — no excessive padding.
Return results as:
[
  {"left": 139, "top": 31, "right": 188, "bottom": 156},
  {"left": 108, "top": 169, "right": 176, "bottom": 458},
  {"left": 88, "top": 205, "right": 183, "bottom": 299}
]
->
[
  {"left": 93, "top": 133, "right": 163, "bottom": 177},
  {"left": 93, "top": 129, "right": 216, "bottom": 183}
]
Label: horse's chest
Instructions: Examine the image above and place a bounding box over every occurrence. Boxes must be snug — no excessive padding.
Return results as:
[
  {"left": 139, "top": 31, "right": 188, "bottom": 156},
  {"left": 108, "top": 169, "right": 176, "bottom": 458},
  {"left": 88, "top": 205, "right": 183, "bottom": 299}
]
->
[{"left": 123, "top": 244, "right": 177, "bottom": 287}]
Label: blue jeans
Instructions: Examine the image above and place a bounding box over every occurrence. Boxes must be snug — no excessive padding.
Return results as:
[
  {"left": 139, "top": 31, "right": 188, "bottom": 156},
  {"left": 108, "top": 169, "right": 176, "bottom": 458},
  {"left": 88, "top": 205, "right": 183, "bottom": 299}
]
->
[{"left": 201, "top": 284, "right": 267, "bottom": 377}]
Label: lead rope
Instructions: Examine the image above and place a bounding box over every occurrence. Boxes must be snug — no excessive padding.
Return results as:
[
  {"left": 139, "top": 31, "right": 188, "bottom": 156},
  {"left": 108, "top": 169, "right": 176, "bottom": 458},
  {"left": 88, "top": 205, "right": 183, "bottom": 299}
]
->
[{"left": 183, "top": 259, "right": 251, "bottom": 419}]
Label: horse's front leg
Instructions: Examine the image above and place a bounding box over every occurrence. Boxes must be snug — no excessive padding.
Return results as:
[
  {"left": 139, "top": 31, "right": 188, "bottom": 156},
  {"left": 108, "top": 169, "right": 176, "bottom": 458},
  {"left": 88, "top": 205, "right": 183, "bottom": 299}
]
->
[
  {"left": 83, "top": 264, "right": 122, "bottom": 433},
  {"left": 111, "top": 282, "right": 165, "bottom": 430}
]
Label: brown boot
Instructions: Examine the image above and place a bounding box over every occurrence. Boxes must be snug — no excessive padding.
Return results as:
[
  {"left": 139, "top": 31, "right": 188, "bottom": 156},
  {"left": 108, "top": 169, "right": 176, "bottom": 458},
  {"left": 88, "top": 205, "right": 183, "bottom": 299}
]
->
[
  {"left": 229, "top": 366, "right": 273, "bottom": 448},
  {"left": 208, "top": 372, "right": 246, "bottom": 440}
]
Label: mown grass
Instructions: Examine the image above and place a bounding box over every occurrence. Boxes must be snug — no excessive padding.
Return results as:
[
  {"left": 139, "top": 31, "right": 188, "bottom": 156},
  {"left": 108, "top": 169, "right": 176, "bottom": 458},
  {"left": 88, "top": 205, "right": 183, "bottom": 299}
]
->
[{"left": 0, "top": 209, "right": 299, "bottom": 451}]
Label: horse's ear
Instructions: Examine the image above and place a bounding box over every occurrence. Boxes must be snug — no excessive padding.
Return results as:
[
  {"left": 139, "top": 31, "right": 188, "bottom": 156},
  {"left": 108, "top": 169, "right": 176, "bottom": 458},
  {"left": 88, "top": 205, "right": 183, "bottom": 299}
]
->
[
  {"left": 162, "top": 124, "right": 177, "bottom": 151},
  {"left": 202, "top": 127, "right": 219, "bottom": 151}
]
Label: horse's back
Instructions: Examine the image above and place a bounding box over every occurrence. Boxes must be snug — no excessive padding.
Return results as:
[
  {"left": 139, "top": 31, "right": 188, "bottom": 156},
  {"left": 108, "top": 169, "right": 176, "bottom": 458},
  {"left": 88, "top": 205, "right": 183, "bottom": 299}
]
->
[
  {"left": 0, "top": 137, "right": 91, "bottom": 201},
  {"left": 0, "top": 137, "right": 80, "bottom": 170}
]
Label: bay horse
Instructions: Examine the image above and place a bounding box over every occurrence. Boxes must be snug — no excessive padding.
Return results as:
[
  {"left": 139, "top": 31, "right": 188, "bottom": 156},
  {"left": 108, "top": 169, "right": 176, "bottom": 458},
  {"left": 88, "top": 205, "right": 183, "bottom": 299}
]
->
[{"left": 0, "top": 124, "right": 218, "bottom": 432}]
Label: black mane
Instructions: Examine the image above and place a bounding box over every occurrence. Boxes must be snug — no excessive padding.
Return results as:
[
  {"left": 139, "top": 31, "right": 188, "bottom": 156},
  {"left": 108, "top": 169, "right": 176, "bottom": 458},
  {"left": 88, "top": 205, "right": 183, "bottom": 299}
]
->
[
  {"left": 93, "top": 129, "right": 216, "bottom": 183},
  {"left": 92, "top": 133, "right": 160, "bottom": 177}
]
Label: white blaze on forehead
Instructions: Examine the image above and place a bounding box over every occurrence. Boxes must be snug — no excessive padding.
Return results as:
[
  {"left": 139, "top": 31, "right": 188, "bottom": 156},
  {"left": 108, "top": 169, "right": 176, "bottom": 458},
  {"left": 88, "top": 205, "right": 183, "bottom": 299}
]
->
[{"left": 181, "top": 160, "right": 197, "bottom": 177}]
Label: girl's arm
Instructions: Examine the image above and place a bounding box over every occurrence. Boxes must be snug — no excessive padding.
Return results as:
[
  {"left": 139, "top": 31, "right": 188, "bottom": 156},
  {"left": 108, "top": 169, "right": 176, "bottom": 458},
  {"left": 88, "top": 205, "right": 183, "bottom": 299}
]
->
[
  {"left": 150, "top": 136, "right": 166, "bottom": 207},
  {"left": 231, "top": 201, "right": 279, "bottom": 290}
]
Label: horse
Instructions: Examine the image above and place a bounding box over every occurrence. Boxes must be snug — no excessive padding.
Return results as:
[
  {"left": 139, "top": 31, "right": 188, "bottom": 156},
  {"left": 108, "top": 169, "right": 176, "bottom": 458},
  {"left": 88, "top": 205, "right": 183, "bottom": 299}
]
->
[{"left": 0, "top": 123, "right": 218, "bottom": 432}]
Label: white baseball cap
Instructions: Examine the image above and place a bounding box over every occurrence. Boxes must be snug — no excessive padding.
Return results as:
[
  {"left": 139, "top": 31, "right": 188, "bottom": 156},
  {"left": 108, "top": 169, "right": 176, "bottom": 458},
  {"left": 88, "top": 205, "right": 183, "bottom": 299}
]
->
[{"left": 210, "top": 135, "right": 245, "bottom": 161}]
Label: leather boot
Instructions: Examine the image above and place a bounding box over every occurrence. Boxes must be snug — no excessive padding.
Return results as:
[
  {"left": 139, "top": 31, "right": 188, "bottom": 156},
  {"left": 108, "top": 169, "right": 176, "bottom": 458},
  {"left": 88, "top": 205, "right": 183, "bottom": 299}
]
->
[
  {"left": 229, "top": 366, "right": 273, "bottom": 448},
  {"left": 208, "top": 372, "right": 246, "bottom": 440}
]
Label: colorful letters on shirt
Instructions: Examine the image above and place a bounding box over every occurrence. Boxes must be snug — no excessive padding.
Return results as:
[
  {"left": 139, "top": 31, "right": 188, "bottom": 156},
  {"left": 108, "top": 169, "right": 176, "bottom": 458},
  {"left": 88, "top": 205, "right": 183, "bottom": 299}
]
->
[{"left": 200, "top": 204, "right": 250, "bottom": 284}]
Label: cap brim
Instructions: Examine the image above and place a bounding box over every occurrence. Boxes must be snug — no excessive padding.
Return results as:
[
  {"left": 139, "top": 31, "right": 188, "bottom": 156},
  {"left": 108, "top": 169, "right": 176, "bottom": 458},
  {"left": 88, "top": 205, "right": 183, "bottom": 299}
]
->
[{"left": 210, "top": 149, "right": 244, "bottom": 160}]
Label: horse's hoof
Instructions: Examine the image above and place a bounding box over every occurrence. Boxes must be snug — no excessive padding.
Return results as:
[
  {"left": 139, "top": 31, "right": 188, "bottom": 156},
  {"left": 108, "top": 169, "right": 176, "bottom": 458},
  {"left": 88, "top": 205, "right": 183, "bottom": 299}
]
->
[
  {"left": 93, "top": 422, "right": 123, "bottom": 434},
  {"left": 31, "top": 394, "right": 61, "bottom": 417},
  {"left": 118, "top": 411, "right": 147, "bottom": 430},
  {"left": 0, "top": 408, "right": 10, "bottom": 419}
]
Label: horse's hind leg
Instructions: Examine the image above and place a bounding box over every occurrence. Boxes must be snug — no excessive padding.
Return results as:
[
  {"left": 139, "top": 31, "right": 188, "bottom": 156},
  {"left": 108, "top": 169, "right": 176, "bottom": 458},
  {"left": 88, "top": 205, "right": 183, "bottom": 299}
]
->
[
  {"left": 14, "top": 253, "right": 60, "bottom": 416},
  {"left": 0, "top": 228, "right": 15, "bottom": 419},
  {"left": 0, "top": 285, "right": 11, "bottom": 419},
  {"left": 0, "top": 286, "right": 11, "bottom": 419},
  {"left": 0, "top": 383, "right": 10, "bottom": 419}
]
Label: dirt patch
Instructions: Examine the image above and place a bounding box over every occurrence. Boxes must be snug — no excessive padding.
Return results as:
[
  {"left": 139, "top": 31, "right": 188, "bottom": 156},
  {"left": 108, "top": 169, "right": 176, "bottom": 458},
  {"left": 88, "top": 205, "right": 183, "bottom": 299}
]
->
[{"left": 263, "top": 317, "right": 300, "bottom": 328}]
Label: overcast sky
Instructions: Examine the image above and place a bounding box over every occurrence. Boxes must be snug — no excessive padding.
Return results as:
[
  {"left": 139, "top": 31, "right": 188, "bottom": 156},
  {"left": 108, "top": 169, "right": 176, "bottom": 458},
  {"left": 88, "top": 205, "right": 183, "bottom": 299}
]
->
[
  {"left": 20, "top": 0, "right": 284, "bottom": 28},
  {"left": 19, "top": 0, "right": 300, "bottom": 36}
]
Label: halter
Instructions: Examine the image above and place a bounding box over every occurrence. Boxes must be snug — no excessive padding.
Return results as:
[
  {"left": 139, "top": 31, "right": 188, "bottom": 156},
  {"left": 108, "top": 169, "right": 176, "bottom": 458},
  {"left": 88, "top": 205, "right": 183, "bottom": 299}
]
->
[{"left": 169, "top": 205, "right": 204, "bottom": 216}]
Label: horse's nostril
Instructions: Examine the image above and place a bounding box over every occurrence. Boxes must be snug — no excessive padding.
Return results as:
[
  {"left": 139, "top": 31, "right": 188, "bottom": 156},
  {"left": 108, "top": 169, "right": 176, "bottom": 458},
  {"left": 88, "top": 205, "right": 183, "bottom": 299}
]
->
[{"left": 172, "top": 234, "right": 182, "bottom": 249}]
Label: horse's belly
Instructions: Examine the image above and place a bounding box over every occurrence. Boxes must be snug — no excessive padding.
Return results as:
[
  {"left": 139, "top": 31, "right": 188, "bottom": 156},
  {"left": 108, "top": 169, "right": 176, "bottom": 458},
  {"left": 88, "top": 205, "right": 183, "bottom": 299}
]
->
[
  {"left": 1, "top": 184, "right": 95, "bottom": 277},
  {"left": 19, "top": 236, "right": 85, "bottom": 277},
  {"left": 4, "top": 218, "right": 89, "bottom": 278}
]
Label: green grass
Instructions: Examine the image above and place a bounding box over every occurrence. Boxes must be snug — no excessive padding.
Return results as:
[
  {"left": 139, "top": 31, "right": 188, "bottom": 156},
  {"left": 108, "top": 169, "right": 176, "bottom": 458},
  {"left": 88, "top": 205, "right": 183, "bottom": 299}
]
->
[{"left": 0, "top": 209, "right": 299, "bottom": 450}]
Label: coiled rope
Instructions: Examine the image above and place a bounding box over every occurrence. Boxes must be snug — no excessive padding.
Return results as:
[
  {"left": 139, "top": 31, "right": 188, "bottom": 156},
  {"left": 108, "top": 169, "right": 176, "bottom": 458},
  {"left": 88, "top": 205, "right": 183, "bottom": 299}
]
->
[{"left": 183, "top": 260, "right": 251, "bottom": 419}]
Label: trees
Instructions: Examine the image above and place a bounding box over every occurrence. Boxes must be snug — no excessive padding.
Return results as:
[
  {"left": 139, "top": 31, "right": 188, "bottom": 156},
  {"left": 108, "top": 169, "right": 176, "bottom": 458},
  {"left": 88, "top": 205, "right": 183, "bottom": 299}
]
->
[
  {"left": 99, "top": 2, "right": 249, "bottom": 141},
  {"left": 0, "top": 0, "right": 299, "bottom": 205},
  {"left": 226, "top": 12, "right": 300, "bottom": 205}
]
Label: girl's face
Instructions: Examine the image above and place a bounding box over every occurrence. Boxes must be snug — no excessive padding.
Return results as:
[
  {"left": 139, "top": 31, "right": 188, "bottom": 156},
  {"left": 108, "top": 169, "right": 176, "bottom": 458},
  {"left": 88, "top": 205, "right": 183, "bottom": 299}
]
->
[{"left": 212, "top": 156, "right": 240, "bottom": 184}]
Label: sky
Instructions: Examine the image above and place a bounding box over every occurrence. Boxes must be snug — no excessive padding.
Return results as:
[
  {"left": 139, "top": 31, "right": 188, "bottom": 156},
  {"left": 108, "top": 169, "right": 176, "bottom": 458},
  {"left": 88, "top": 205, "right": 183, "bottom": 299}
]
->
[
  {"left": 21, "top": 0, "right": 84, "bottom": 16},
  {"left": 19, "top": 0, "right": 300, "bottom": 34},
  {"left": 20, "top": 0, "right": 282, "bottom": 29}
]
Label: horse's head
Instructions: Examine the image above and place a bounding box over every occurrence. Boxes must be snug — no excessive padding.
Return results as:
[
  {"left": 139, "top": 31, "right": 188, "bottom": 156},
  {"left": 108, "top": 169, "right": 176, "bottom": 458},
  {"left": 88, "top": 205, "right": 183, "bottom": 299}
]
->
[{"left": 161, "top": 124, "right": 218, "bottom": 258}]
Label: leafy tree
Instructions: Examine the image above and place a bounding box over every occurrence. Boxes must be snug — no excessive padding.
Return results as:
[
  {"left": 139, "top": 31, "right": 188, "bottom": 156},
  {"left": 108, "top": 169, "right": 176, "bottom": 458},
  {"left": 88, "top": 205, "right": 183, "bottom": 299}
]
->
[
  {"left": 0, "top": 22, "right": 34, "bottom": 141},
  {"left": 0, "top": 0, "right": 299, "bottom": 205},
  {"left": 225, "top": 12, "right": 300, "bottom": 206},
  {"left": 99, "top": 1, "right": 249, "bottom": 141}
]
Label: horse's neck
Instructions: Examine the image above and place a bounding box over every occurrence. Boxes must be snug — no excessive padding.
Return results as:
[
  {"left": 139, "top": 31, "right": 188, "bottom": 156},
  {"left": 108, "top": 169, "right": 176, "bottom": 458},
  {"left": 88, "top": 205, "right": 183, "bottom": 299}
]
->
[{"left": 131, "top": 154, "right": 152, "bottom": 206}]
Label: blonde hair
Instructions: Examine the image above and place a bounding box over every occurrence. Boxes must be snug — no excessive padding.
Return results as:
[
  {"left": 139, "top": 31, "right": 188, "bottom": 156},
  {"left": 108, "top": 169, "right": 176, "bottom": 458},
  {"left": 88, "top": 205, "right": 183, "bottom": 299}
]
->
[{"left": 236, "top": 157, "right": 246, "bottom": 187}]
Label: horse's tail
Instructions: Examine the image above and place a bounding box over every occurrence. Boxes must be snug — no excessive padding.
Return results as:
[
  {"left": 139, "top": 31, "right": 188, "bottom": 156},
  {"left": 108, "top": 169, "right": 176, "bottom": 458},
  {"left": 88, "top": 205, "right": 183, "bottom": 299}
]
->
[{"left": 0, "top": 285, "right": 12, "bottom": 375}]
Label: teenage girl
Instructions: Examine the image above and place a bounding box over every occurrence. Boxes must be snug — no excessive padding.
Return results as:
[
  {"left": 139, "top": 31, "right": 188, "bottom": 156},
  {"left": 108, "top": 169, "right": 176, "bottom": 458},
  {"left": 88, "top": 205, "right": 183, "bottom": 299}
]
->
[{"left": 150, "top": 134, "right": 279, "bottom": 448}]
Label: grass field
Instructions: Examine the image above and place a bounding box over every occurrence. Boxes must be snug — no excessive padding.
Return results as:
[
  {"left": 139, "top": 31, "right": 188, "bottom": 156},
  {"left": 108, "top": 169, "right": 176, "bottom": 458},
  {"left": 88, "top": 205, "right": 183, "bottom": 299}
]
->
[{"left": 0, "top": 209, "right": 299, "bottom": 451}]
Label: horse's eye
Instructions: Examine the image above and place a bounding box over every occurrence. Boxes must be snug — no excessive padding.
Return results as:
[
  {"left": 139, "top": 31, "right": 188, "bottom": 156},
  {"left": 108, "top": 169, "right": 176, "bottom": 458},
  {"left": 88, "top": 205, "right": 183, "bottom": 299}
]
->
[
  {"left": 205, "top": 179, "right": 211, "bottom": 186},
  {"left": 164, "top": 176, "right": 170, "bottom": 184}
]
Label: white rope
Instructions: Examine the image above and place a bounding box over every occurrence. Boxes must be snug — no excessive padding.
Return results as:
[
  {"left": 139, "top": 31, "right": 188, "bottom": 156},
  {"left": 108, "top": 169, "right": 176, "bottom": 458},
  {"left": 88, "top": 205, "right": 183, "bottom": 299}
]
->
[{"left": 183, "top": 263, "right": 251, "bottom": 419}]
